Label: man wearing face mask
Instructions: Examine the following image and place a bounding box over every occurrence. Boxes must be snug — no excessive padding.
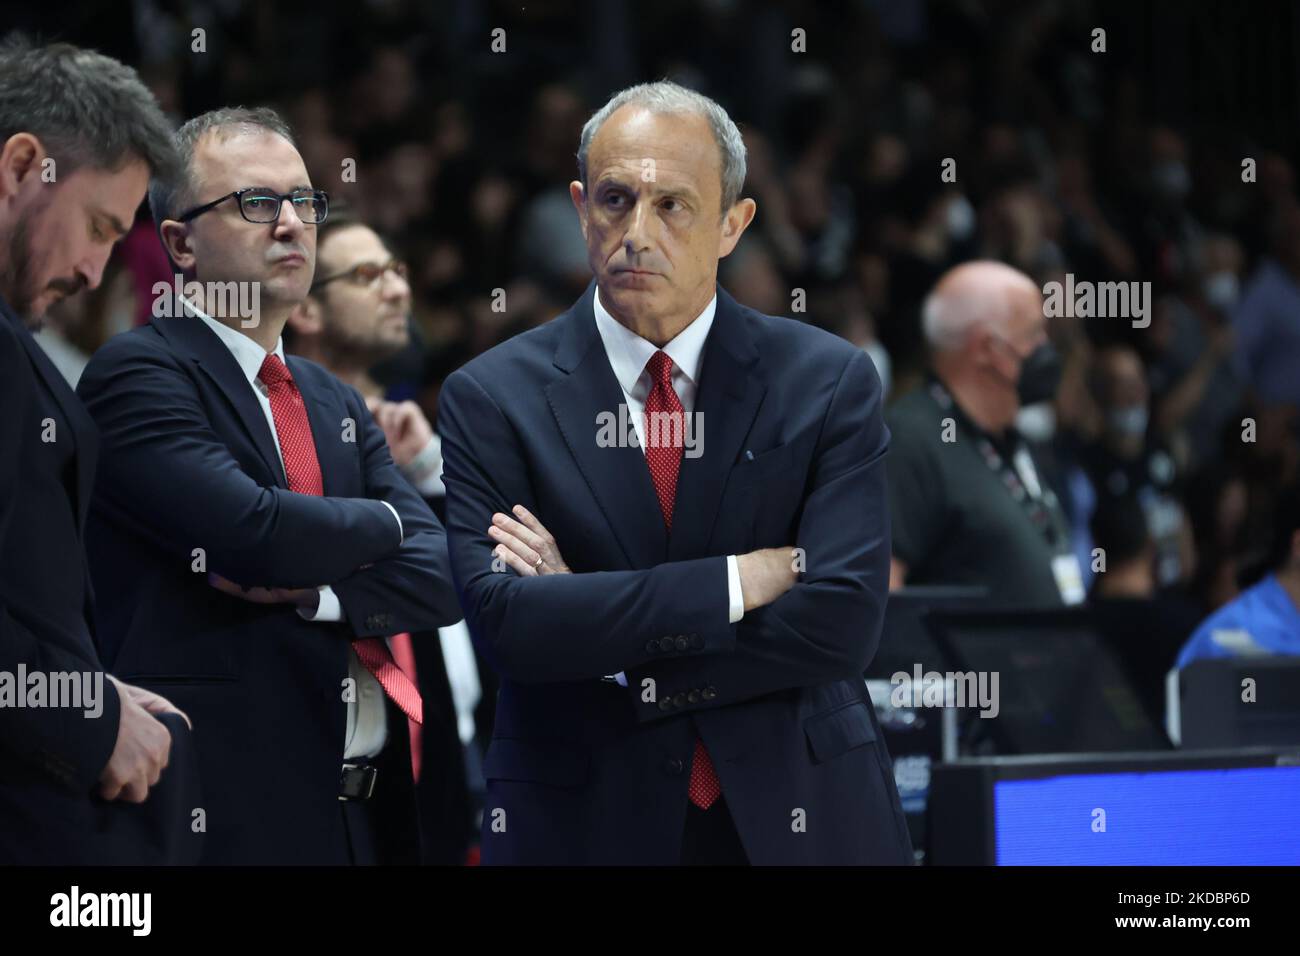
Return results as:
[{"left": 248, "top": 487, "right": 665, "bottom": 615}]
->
[
  {"left": 887, "top": 260, "right": 1084, "bottom": 607},
  {"left": 1078, "top": 344, "right": 1186, "bottom": 587}
]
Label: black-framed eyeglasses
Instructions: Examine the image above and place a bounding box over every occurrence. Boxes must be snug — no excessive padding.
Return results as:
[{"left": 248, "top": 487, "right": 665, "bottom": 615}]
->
[
  {"left": 177, "top": 186, "right": 329, "bottom": 225},
  {"left": 312, "top": 259, "right": 409, "bottom": 291}
]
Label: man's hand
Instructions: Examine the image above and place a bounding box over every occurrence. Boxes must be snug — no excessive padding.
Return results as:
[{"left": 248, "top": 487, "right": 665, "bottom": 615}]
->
[
  {"left": 489, "top": 505, "right": 571, "bottom": 576},
  {"left": 371, "top": 399, "right": 433, "bottom": 469},
  {"left": 207, "top": 572, "right": 319, "bottom": 609},
  {"left": 737, "top": 547, "right": 800, "bottom": 612},
  {"left": 98, "top": 676, "right": 179, "bottom": 803}
]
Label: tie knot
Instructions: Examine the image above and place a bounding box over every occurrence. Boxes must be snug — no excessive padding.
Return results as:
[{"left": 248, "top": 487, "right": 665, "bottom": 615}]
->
[
  {"left": 646, "top": 350, "right": 674, "bottom": 389},
  {"left": 259, "top": 352, "right": 292, "bottom": 388}
]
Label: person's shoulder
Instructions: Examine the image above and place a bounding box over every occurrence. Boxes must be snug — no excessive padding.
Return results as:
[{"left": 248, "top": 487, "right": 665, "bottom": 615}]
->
[
  {"left": 449, "top": 314, "right": 567, "bottom": 394},
  {"left": 0, "top": 313, "right": 32, "bottom": 402},
  {"left": 1178, "top": 582, "right": 1268, "bottom": 665},
  {"left": 885, "top": 382, "right": 943, "bottom": 430},
  {"left": 79, "top": 323, "right": 172, "bottom": 382},
  {"left": 740, "top": 304, "right": 863, "bottom": 368}
]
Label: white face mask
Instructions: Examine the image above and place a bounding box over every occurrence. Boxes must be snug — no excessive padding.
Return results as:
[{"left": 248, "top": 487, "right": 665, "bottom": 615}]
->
[
  {"left": 945, "top": 194, "right": 976, "bottom": 242},
  {"left": 1204, "top": 271, "right": 1240, "bottom": 311},
  {"left": 1108, "top": 404, "right": 1149, "bottom": 438},
  {"left": 1016, "top": 402, "right": 1056, "bottom": 442}
]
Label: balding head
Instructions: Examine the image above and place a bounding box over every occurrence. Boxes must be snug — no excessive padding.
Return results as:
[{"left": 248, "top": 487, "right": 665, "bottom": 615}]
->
[
  {"left": 922, "top": 261, "right": 1042, "bottom": 353},
  {"left": 922, "top": 260, "right": 1051, "bottom": 434}
]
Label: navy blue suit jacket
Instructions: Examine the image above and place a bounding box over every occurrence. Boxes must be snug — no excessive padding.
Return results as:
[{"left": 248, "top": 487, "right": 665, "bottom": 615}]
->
[
  {"left": 77, "top": 311, "right": 461, "bottom": 864},
  {"left": 438, "top": 282, "right": 913, "bottom": 865},
  {"left": 0, "top": 297, "right": 201, "bottom": 865}
]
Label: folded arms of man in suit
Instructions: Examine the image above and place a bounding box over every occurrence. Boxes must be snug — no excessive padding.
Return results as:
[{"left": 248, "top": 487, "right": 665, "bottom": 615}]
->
[
  {"left": 78, "top": 334, "right": 459, "bottom": 628},
  {"left": 438, "top": 347, "right": 888, "bottom": 713}
]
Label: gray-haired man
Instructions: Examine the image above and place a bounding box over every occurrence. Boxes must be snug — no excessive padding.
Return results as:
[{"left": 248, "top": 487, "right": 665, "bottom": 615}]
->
[{"left": 439, "top": 80, "right": 911, "bottom": 865}]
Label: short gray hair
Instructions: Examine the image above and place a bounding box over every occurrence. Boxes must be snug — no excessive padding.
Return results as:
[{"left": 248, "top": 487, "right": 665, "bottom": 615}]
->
[
  {"left": 576, "top": 80, "right": 747, "bottom": 213},
  {"left": 148, "top": 106, "right": 295, "bottom": 224},
  {"left": 0, "top": 33, "right": 178, "bottom": 180},
  {"left": 922, "top": 262, "right": 1038, "bottom": 352}
]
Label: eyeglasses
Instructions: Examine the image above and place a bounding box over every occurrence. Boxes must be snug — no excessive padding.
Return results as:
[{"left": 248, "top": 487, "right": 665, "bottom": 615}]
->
[
  {"left": 312, "top": 259, "right": 409, "bottom": 290},
  {"left": 177, "top": 186, "right": 329, "bottom": 225}
]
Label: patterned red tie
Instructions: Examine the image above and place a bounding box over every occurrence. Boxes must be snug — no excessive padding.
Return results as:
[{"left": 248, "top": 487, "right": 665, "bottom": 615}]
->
[
  {"left": 258, "top": 353, "right": 424, "bottom": 727},
  {"left": 643, "top": 351, "right": 721, "bottom": 810}
]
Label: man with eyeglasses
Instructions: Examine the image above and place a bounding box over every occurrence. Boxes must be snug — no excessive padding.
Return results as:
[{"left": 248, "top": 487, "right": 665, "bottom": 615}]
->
[
  {"left": 77, "top": 107, "right": 462, "bottom": 864},
  {"left": 284, "top": 209, "right": 483, "bottom": 865}
]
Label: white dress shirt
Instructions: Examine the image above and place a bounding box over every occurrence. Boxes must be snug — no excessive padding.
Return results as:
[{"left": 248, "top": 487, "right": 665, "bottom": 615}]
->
[
  {"left": 591, "top": 288, "right": 745, "bottom": 684},
  {"left": 187, "top": 300, "right": 393, "bottom": 759}
]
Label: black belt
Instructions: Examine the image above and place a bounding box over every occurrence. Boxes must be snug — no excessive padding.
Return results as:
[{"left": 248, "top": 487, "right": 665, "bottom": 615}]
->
[{"left": 339, "top": 761, "right": 378, "bottom": 801}]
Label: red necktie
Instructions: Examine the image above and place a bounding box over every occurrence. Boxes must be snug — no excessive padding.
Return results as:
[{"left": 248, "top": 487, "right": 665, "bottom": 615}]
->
[
  {"left": 258, "top": 353, "right": 424, "bottom": 729},
  {"left": 643, "top": 351, "right": 721, "bottom": 810},
  {"left": 387, "top": 633, "right": 423, "bottom": 782}
]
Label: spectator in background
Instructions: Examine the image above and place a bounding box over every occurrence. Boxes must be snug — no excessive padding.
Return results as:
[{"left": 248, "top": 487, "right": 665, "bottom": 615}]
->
[
  {"left": 1087, "top": 494, "right": 1201, "bottom": 732},
  {"left": 887, "top": 260, "right": 1083, "bottom": 607},
  {"left": 286, "top": 209, "right": 484, "bottom": 863},
  {"left": 1233, "top": 200, "right": 1300, "bottom": 408},
  {"left": 1145, "top": 234, "right": 1242, "bottom": 470},
  {"left": 1078, "top": 343, "right": 1189, "bottom": 587},
  {"left": 1176, "top": 484, "right": 1300, "bottom": 666}
]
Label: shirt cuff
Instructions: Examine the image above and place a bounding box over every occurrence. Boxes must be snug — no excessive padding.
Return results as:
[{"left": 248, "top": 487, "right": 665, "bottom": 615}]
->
[
  {"left": 379, "top": 500, "right": 404, "bottom": 543},
  {"left": 298, "top": 585, "right": 345, "bottom": 622},
  {"left": 726, "top": 554, "right": 744, "bottom": 623},
  {"left": 403, "top": 434, "right": 445, "bottom": 498}
]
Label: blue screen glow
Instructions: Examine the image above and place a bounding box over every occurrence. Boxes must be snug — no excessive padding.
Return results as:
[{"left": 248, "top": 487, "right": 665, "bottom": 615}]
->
[{"left": 994, "top": 766, "right": 1300, "bottom": 864}]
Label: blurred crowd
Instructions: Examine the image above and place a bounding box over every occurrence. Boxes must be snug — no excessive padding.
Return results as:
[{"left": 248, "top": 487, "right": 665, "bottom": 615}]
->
[{"left": 23, "top": 0, "right": 1300, "bottom": 642}]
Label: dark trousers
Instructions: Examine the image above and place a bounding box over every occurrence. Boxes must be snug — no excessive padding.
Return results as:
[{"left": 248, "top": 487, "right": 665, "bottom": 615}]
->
[
  {"left": 680, "top": 796, "right": 749, "bottom": 865},
  {"left": 339, "top": 735, "right": 421, "bottom": 866}
]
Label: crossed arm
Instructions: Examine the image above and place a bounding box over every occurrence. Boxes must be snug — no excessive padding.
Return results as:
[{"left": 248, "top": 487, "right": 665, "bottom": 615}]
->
[
  {"left": 77, "top": 338, "right": 459, "bottom": 635},
  {"left": 439, "top": 349, "right": 890, "bottom": 714}
]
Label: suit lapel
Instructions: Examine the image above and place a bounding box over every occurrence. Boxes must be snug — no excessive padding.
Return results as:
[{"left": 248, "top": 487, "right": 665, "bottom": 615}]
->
[
  {"left": 4, "top": 304, "right": 99, "bottom": 533},
  {"left": 545, "top": 284, "right": 668, "bottom": 569},
  {"left": 668, "top": 286, "right": 766, "bottom": 561},
  {"left": 292, "top": 359, "right": 352, "bottom": 496},
  {"left": 150, "top": 311, "right": 288, "bottom": 488}
]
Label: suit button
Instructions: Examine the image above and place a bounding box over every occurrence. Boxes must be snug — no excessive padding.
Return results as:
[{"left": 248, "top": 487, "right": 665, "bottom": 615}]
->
[
  {"left": 690, "top": 634, "right": 703, "bottom": 649},
  {"left": 687, "top": 689, "right": 700, "bottom": 705},
  {"left": 665, "top": 757, "right": 684, "bottom": 775},
  {"left": 675, "top": 635, "right": 689, "bottom": 651},
  {"left": 646, "top": 640, "right": 659, "bottom": 654},
  {"left": 659, "top": 636, "right": 675, "bottom": 652},
  {"left": 658, "top": 698, "right": 673, "bottom": 711},
  {"left": 672, "top": 692, "right": 687, "bottom": 708},
  {"left": 702, "top": 686, "right": 718, "bottom": 701}
]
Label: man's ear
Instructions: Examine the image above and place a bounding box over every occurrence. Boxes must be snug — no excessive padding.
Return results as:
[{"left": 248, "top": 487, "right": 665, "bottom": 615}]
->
[
  {"left": 718, "top": 197, "right": 757, "bottom": 259},
  {"left": 158, "top": 219, "right": 196, "bottom": 273},
  {"left": 0, "top": 133, "right": 44, "bottom": 203},
  {"left": 569, "top": 180, "right": 589, "bottom": 242},
  {"left": 287, "top": 295, "right": 323, "bottom": 338}
]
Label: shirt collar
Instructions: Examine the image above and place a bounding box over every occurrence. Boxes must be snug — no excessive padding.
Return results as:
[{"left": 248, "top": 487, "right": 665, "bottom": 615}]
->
[
  {"left": 181, "top": 295, "right": 285, "bottom": 386},
  {"left": 592, "top": 285, "right": 717, "bottom": 395}
]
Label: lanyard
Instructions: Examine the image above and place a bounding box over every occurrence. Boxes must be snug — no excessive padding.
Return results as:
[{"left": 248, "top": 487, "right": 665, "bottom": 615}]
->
[{"left": 927, "top": 378, "right": 1067, "bottom": 551}]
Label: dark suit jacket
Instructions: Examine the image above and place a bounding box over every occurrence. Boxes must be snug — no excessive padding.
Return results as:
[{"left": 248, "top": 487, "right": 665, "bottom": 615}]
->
[
  {"left": 437, "top": 282, "right": 913, "bottom": 865},
  {"left": 77, "top": 312, "right": 461, "bottom": 864},
  {"left": 0, "top": 297, "right": 201, "bottom": 865}
]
